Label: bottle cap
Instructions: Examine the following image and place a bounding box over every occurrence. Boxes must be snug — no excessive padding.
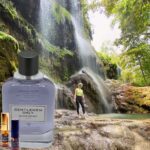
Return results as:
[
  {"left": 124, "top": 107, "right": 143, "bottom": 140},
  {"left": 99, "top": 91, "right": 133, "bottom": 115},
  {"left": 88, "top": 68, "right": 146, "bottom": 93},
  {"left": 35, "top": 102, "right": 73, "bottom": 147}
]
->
[
  {"left": 11, "top": 120, "right": 19, "bottom": 138},
  {"left": 18, "top": 51, "right": 39, "bottom": 76}
]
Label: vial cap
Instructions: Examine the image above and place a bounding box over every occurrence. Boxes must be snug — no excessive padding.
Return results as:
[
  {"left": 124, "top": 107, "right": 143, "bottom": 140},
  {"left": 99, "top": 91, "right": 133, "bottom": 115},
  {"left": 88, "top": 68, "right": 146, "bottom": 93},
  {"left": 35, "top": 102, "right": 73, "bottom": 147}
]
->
[{"left": 18, "top": 51, "right": 39, "bottom": 76}]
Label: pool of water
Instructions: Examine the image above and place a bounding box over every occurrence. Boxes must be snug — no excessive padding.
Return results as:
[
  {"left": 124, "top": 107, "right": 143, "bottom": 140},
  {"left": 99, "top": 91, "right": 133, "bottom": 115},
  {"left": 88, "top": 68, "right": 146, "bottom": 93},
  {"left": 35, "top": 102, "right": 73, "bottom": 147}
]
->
[{"left": 98, "top": 113, "right": 150, "bottom": 119}]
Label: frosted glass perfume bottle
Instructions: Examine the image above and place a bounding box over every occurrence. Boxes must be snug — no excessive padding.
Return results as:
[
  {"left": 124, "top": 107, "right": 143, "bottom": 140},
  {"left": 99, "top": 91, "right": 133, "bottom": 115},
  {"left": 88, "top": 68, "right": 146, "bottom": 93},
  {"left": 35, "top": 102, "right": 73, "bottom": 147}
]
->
[{"left": 2, "top": 51, "right": 55, "bottom": 148}]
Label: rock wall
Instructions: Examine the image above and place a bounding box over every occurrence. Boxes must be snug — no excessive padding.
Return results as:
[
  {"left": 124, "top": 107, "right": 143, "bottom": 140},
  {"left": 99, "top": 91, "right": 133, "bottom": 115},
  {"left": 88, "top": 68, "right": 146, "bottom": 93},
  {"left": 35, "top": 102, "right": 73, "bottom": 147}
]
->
[
  {"left": 11, "top": 0, "right": 40, "bottom": 26},
  {"left": 105, "top": 79, "right": 150, "bottom": 114},
  {"left": 0, "top": 0, "right": 81, "bottom": 82}
]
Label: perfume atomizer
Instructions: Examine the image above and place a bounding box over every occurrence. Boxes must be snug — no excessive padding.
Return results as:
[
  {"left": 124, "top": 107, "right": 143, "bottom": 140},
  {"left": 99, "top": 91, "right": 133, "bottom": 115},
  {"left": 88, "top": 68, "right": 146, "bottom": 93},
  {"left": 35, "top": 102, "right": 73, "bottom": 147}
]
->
[
  {"left": 11, "top": 120, "right": 19, "bottom": 150},
  {"left": 1, "top": 113, "right": 9, "bottom": 147}
]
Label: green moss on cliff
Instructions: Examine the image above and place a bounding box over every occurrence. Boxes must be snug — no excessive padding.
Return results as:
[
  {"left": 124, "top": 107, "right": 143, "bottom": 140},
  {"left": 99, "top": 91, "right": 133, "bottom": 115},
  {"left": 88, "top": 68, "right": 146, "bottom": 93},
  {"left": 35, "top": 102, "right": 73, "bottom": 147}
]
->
[
  {"left": 40, "top": 35, "right": 73, "bottom": 57},
  {"left": 0, "top": 0, "right": 38, "bottom": 49},
  {"left": 0, "top": 31, "right": 19, "bottom": 81},
  {"left": 0, "top": 0, "right": 17, "bottom": 19},
  {"left": 52, "top": 2, "right": 71, "bottom": 24},
  {"left": 0, "top": 0, "right": 76, "bottom": 83},
  {"left": 40, "top": 36, "right": 74, "bottom": 82}
]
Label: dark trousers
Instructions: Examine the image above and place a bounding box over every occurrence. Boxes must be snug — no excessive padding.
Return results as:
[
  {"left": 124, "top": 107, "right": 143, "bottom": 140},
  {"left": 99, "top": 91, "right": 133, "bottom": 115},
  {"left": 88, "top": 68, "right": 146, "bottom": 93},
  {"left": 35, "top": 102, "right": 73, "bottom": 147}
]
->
[{"left": 76, "top": 96, "right": 85, "bottom": 114}]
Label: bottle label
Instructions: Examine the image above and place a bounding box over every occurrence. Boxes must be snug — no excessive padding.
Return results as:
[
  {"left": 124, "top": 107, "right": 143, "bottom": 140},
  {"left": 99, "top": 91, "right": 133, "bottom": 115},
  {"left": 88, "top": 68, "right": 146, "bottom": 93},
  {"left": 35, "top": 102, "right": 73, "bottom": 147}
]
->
[
  {"left": 11, "top": 105, "right": 46, "bottom": 122},
  {"left": 11, "top": 138, "right": 19, "bottom": 148},
  {"left": 2, "top": 134, "right": 9, "bottom": 142}
]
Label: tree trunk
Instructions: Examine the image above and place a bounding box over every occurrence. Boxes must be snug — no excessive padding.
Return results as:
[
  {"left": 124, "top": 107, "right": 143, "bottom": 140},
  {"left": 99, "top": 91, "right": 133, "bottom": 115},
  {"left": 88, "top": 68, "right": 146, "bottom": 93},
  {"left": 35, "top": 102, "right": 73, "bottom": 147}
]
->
[{"left": 137, "top": 55, "right": 147, "bottom": 84}]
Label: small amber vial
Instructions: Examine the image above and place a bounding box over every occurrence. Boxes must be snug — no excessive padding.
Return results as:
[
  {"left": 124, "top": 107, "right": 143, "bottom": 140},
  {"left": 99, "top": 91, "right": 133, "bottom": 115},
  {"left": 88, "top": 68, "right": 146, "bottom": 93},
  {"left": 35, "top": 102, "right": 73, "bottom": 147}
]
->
[
  {"left": 2, "top": 130, "right": 9, "bottom": 147},
  {"left": 1, "top": 113, "right": 9, "bottom": 147}
]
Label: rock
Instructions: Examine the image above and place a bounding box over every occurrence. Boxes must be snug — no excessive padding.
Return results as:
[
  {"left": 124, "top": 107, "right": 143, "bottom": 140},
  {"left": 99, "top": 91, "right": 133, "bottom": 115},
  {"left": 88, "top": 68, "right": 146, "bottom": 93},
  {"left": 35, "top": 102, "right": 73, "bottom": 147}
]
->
[
  {"left": 106, "top": 80, "right": 150, "bottom": 114},
  {"left": 3, "top": 109, "right": 149, "bottom": 150},
  {"left": 56, "top": 85, "right": 75, "bottom": 109},
  {"left": 0, "top": 31, "right": 18, "bottom": 82},
  {"left": 52, "top": 110, "right": 150, "bottom": 150},
  {"left": 137, "top": 126, "right": 150, "bottom": 140},
  {"left": 11, "top": 0, "right": 40, "bottom": 26},
  {"left": 67, "top": 67, "right": 112, "bottom": 114}
]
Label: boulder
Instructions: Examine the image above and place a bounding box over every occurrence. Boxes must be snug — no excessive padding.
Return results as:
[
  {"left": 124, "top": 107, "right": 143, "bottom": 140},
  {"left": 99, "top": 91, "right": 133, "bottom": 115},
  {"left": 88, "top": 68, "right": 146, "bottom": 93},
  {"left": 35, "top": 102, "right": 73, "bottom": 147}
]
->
[
  {"left": 67, "top": 68, "right": 112, "bottom": 113},
  {"left": 56, "top": 85, "right": 75, "bottom": 110},
  {"left": 105, "top": 80, "right": 150, "bottom": 114}
]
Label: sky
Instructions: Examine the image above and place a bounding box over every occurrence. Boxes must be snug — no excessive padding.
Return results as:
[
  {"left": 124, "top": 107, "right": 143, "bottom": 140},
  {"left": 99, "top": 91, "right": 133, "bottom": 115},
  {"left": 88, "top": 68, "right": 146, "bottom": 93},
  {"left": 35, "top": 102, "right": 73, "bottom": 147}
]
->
[{"left": 88, "top": 6, "right": 121, "bottom": 52}]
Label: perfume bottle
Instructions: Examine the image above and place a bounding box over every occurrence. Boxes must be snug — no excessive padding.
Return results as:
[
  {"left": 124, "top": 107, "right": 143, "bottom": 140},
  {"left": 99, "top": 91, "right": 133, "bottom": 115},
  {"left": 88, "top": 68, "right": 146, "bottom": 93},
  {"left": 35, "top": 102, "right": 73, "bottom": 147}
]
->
[
  {"left": 1, "top": 113, "right": 9, "bottom": 147},
  {"left": 2, "top": 51, "right": 55, "bottom": 148}
]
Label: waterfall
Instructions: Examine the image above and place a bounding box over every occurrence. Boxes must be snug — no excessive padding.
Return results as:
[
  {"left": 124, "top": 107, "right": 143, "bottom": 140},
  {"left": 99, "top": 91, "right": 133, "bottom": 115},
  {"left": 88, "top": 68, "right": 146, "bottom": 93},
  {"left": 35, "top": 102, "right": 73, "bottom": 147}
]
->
[
  {"left": 39, "top": 0, "right": 112, "bottom": 113},
  {"left": 39, "top": 0, "right": 52, "bottom": 38},
  {"left": 70, "top": 0, "right": 112, "bottom": 113},
  {"left": 71, "top": 17, "right": 98, "bottom": 72}
]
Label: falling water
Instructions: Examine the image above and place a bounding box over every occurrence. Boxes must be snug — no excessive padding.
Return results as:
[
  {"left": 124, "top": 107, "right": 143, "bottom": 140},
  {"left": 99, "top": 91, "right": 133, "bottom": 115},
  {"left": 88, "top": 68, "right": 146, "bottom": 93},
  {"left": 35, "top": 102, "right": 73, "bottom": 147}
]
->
[
  {"left": 81, "top": 68, "right": 112, "bottom": 113},
  {"left": 39, "top": 0, "right": 112, "bottom": 113},
  {"left": 70, "top": 0, "right": 112, "bottom": 112},
  {"left": 70, "top": 1, "right": 98, "bottom": 71},
  {"left": 39, "top": 0, "right": 53, "bottom": 39}
]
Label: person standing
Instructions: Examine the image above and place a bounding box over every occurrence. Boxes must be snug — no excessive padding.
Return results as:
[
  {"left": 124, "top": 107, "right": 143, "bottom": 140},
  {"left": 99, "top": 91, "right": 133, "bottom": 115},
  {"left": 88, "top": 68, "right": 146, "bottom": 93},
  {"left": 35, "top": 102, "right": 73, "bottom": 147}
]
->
[{"left": 74, "top": 82, "right": 85, "bottom": 118}]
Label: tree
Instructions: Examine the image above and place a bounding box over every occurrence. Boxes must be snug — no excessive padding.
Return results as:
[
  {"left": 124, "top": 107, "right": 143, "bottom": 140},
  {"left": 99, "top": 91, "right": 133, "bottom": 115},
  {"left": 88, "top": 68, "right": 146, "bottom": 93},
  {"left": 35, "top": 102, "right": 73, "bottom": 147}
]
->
[{"left": 90, "top": 0, "right": 150, "bottom": 85}]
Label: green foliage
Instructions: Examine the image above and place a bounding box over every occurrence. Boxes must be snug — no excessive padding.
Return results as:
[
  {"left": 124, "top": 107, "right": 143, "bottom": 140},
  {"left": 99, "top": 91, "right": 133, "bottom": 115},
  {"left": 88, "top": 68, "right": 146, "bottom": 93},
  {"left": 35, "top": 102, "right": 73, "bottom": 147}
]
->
[
  {"left": 91, "top": 0, "right": 150, "bottom": 86},
  {"left": 81, "top": 0, "right": 92, "bottom": 38},
  {"left": 120, "top": 43, "right": 150, "bottom": 86},
  {"left": 41, "top": 36, "right": 74, "bottom": 58},
  {"left": 100, "top": 0, "right": 149, "bottom": 47},
  {"left": 51, "top": 2, "right": 71, "bottom": 24},
  {"left": 88, "top": 0, "right": 101, "bottom": 11},
  {"left": 39, "top": 35, "right": 74, "bottom": 82},
  {"left": 0, "top": 32, "right": 19, "bottom": 81},
  {"left": 0, "top": 31, "right": 18, "bottom": 44},
  {"left": 0, "top": 0, "right": 38, "bottom": 49},
  {"left": 0, "top": 23, "right": 7, "bottom": 32},
  {"left": 0, "top": 0, "right": 18, "bottom": 19},
  {"left": 97, "top": 51, "right": 119, "bottom": 79}
]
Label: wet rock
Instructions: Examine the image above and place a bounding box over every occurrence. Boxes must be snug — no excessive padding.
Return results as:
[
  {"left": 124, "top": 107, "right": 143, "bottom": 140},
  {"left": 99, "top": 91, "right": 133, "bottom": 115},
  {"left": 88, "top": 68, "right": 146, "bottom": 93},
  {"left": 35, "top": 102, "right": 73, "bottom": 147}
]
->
[
  {"left": 14, "top": 110, "right": 150, "bottom": 150},
  {"left": 11, "top": 0, "right": 40, "bottom": 26},
  {"left": 105, "top": 80, "right": 150, "bottom": 114},
  {"left": 57, "top": 85, "right": 75, "bottom": 109},
  {"left": 0, "top": 32, "right": 18, "bottom": 82},
  {"left": 67, "top": 68, "right": 112, "bottom": 114},
  {"left": 137, "top": 126, "right": 150, "bottom": 140}
]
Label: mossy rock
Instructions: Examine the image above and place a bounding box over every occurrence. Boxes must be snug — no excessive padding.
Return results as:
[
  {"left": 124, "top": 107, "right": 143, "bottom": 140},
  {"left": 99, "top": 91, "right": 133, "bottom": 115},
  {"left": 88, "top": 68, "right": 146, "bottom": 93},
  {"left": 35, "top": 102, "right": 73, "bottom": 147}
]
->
[
  {"left": 51, "top": 1, "right": 71, "bottom": 24},
  {"left": 0, "top": 31, "right": 19, "bottom": 81}
]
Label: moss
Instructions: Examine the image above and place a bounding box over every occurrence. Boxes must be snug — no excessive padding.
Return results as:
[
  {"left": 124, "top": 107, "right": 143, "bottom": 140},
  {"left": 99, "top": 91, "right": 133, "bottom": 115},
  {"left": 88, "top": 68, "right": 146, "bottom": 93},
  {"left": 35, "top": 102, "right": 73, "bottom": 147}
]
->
[
  {"left": 0, "top": 0, "right": 38, "bottom": 49},
  {"left": 80, "top": 0, "right": 92, "bottom": 39},
  {"left": 40, "top": 35, "right": 74, "bottom": 58},
  {"left": 0, "top": 0, "right": 76, "bottom": 83},
  {"left": 0, "top": 0, "right": 18, "bottom": 19},
  {"left": 51, "top": 2, "right": 71, "bottom": 24},
  {"left": 0, "top": 31, "right": 19, "bottom": 81},
  {"left": 0, "top": 31, "right": 18, "bottom": 45},
  {"left": 0, "top": 22, "right": 7, "bottom": 32},
  {"left": 125, "top": 86, "right": 150, "bottom": 112},
  {"left": 39, "top": 36, "right": 74, "bottom": 82}
]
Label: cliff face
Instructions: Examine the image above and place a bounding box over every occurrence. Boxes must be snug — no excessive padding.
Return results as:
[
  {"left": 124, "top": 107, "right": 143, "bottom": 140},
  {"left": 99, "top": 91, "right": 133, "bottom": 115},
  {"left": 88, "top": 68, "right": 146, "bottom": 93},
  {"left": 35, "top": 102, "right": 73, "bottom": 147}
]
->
[
  {"left": 11, "top": 0, "right": 40, "bottom": 26},
  {"left": 10, "top": 0, "right": 77, "bottom": 51},
  {"left": 0, "top": 0, "right": 86, "bottom": 81}
]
